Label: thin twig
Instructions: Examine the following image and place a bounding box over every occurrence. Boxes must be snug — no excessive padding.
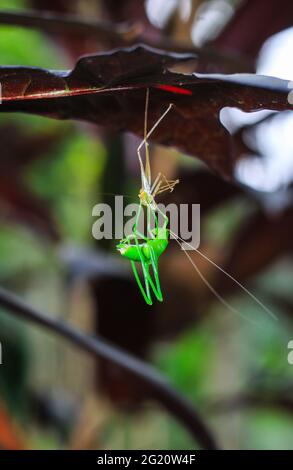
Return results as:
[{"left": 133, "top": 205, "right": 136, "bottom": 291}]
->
[
  {"left": 0, "top": 9, "right": 252, "bottom": 72},
  {"left": 0, "top": 9, "right": 140, "bottom": 43},
  {"left": 0, "top": 286, "right": 217, "bottom": 449}
]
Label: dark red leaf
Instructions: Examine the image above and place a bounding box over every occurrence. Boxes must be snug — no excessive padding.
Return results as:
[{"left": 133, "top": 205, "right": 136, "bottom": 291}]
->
[{"left": 0, "top": 46, "right": 291, "bottom": 177}]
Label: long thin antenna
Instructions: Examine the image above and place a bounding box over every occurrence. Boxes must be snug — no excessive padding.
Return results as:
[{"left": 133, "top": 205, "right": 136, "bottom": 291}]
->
[
  {"left": 195, "top": 246, "right": 277, "bottom": 321},
  {"left": 170, "top": 231, "right": 260, "bottom": 326},
  {"left": 169, "top": 228, "right": 277, "bottom": 322}
]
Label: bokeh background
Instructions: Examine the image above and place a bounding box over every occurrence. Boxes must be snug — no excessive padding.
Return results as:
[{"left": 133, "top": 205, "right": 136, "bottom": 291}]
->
[{"left": 0, "top": 0, "right": 292, "bottom": 450}]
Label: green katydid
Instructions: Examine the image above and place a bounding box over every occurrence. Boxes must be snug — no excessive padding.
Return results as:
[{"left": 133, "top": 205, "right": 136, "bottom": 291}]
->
[
  {"left": 117, "top": 89, "right": 178, "bottom": 305},
  {"left": 116, "top": 89, "right": 276, "bottom": 322},
  {"left": 116, "top": 203, "right": 168, "bottom": 305}
]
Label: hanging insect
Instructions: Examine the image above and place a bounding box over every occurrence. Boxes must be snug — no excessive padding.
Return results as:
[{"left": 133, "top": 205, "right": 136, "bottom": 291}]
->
[
  {"left": 117, "top": 89, "right": 178, "bottom": 305},
  {"left": 116, "top": 87, "right": 276, "bottom": 323}
]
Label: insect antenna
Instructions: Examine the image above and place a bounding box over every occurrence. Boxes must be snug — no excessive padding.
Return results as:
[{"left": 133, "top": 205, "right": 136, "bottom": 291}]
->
[
  {"left": 170, "top": 231, "right": 260, "bottom": 326},
  {"left": 168, "top": 227, "right": 277, "bottom": 323}
]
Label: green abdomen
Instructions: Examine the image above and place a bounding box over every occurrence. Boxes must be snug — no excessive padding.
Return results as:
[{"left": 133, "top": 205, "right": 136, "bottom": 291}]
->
[
  {"left": 117, "top": 230, "right": 169, "bottom": 262},
  {"left": 142, "top": 237, "right": 168, "bottom": 260}
]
